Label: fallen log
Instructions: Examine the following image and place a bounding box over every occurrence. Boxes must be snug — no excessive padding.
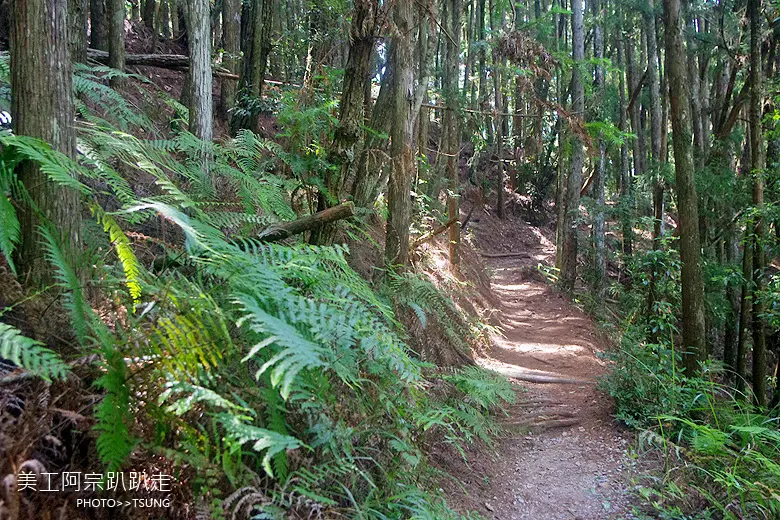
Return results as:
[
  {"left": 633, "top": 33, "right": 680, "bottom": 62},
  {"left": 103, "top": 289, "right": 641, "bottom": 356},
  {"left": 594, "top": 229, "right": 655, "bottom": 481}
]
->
[
  {"left": 86, "top": 49, "right": 240, "bottom": 80},
  {"left": 411, "top": 201, "right": 479, "bottom": 250},
  {"left": 411, "top": 216, "right": 459, "bottom": 249},
  {"left": 257, "top": 202, "right": 355, "bottom": 242}
]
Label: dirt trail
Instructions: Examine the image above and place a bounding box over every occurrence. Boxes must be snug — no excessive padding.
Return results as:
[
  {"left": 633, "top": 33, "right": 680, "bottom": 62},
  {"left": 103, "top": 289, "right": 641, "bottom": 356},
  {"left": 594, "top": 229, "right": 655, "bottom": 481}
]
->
[{"left": 438, "top": 218, "right": 639, "bottom": 519}]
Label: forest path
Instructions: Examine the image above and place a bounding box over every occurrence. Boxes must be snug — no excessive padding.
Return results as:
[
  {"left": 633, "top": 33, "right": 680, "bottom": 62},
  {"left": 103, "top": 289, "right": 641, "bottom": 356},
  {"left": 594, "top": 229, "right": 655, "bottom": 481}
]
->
[{"left": 439, "top": 218, "right": 640, "bottom": 519}]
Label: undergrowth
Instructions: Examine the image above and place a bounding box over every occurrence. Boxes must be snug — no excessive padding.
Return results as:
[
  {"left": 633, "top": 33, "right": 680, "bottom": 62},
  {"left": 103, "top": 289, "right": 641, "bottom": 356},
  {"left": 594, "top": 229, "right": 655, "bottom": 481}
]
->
[
  {"left": 0, "top": 65, "right": 513, "bottom": 519},
  {"left": 597, "top": 244, "right": 780, "bottom": 519}
]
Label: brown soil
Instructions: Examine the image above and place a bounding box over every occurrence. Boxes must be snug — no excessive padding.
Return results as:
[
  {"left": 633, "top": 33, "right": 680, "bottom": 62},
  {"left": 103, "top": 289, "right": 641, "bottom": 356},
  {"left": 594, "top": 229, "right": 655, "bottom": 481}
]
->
[{"left": 435, "top": 212, "right": 643, "bottom": 520}]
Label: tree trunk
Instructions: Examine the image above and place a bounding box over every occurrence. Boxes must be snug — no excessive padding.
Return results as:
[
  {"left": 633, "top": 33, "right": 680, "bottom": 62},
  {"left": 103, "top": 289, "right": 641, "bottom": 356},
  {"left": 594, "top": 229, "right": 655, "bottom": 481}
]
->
[
  {"left": 748, "top": 0, "right": 767, "bottom": 407},
  {"left": 107, "top": 0, "right": 125, "bottom": 87},
  {"left": 559, "top": 0, "right": 584, "bottom": 293},
  {"left": 160, "top": 0, "right": 172, "bottom": 38},
  {"left": 220, "top": 0, "right": 240, "bottom": 121},
  {"left": 646, "top": 0, "right": 663, "bottom": 244},
  {"left": 69, "top": 0, "right": 89, "bottom": 63},
  {"left": 143, "top": 0, "right": 155, "bottom": 32},
  {"left": 616, "top": 31, "right": 633, "bottom": 256},
  {"left": 477, "top": 0, "right": 490, "bottom": 142},
  {"left": 626, "top": 33, "right": 645, "bottom": 182},
  {"left": 351, "top": 55, "right": 394, "bottom": 208},
  {"left": 384, "top": 0, "right": 414, "bottom": 267},
  {"left": 663, "top": 0, "right": 707, "bottom": 374},
  {"left": 186, "top": 0, "right": 213, "bottom": 180},
  {"left": 309, "top": 0, "right": 378, "bottom": 244},
  {"left": 591, "top": 0, "right": 606, "bottom": 295},
  {"left": 736, "top": 227, "right": 752, "bottom": 393},
  {"left": 233, "top": 0, "right": 272, "bottom": 132},
  {"left": 443, "top": 0, "right": 462, "bottom": 269},
  {"left": 90, "top": 0, "right": 109, "bottom": 50},
  {"left": 11, "top": 0, "right": 81, "bottom": 284}
]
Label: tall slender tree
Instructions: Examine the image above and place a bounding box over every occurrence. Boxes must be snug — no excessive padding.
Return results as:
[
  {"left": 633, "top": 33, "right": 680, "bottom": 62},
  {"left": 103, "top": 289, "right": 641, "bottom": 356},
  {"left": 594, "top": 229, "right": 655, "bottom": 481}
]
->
[
  {"left": 11, "top": 0, "right": 81, "bottom": 283},
  {"left": 385, "top": 0, "right": 415, "bottom": 267},
  {"left": 559, "top": 0, "right": 584, "bottom": 293},
  {"left": 90, "top": 0, "right": 109, "bottom": 50},
  {"left": 444, "top": 0, "right": 462, "bottom": 269},
  {"left": 220, "top": 0, "right": 241, "bottom": 120},
  {"left": 108, "top": 0, "right": 126, "bottom": 87},
  {"left": 748, "top": 0, "right": 767, "bottom": 406},
  {"left": 663, "top": 0, "right": 707, "bottom": 373},
  {"left": 186, "top": 0, "right": 213, "bottom": 179}
]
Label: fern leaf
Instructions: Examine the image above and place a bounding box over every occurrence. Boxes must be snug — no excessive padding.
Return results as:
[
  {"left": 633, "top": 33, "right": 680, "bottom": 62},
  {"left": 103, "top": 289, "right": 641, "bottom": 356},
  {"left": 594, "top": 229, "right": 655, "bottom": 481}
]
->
[
  {"left": 158, "top": 381, "right": 248, "bottom": 416},
  {"left": 94, "top": 326, "right": 136, "bottom": 472},
  {"left": 218, "top": 413, "right": 302, "bottom": 478},
  {"left": 39, "top": 225, "right": 91, "bottom": 344},
  {"left": 92, "top": 205, "right": 143, "bottom": 305},
  {"left": 235, "top": 293, "right": 328, "bottom": 399},
  {"left": 0, "top": 323, "right": 69, "bottom": 381},
  {"left": 0, "top": 190, "right": 19, "bottom": 273}
]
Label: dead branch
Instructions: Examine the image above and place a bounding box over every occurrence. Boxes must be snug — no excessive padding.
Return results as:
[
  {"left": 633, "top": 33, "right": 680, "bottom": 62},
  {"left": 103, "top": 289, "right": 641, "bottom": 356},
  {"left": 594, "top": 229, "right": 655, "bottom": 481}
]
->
[
  {"left": 257, "top": 202, "right": 355, "bottom": 242},
  {"left": 86, "top": 49, "right": 240, "bottom": 80}
]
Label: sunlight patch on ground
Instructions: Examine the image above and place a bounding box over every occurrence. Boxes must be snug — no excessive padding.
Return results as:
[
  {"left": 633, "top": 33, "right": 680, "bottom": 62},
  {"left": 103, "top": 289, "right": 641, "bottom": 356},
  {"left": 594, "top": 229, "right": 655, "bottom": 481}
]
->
[{"left": 493, "top": 336, "right": 591, "bottom": 356}]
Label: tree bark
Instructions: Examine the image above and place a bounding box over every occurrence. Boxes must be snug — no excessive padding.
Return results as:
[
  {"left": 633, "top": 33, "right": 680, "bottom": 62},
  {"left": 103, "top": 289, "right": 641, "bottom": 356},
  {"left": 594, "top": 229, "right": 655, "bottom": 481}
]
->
[
  {"left": 11, "top": 0, "right": 81, "bottom": 284},
  {"left": 559, "top": 0, "right": 584, "bottom": 293},
  {"left": 310, "top": 0, "right": 378, "bottom": 244},
  {"left": 233, "top": 0, "right": 272, "bottom": 132},
  {"left": 445, "top": 0, "right": 462, "bottom": 269},
  {"left": 663, "top": 0, "right": 707, "bottom": 374},
  {"left": 616, "top": 31, "right": 633, "bottom": 256},
  {"left": 107, "top": 0, "right": 125, "bottom": 87},
  {"left": 591, "top": 0, "right": 606, "bottom": 295},
  {"left": 736, "top": 227, "right": 752, "bottom": 393},
  {"left": 90, "top": 0, "right": 109, "bottom": 50},
  {"left": 351, "top": 54, "right": 394, "bottom": 208},
  {"left": 160, "top": 0, "right": 172, "bottom": 38},
  {"left": 646, "top": 0, "right": 664, "bottom": 245},
  {"left": 186, "top": 0, "right": 213, "bottom": 179},
  {"left": 748, "top": 0, "right": 767, "bottom": 407},
  {"left": 143, "top": 0, "right": 155, "bottom": 32},
  {"left": 257, "top": 202, "right": 355, "bottom": 242},
  {"left": 384, "top": 0, "right": 415, "bottom": 267},
  {"left": 70, "top": 0, "right": 89, "bottom": 63},
  {"left": 220, "top": 0, "right": 241, "bottom": 120}
]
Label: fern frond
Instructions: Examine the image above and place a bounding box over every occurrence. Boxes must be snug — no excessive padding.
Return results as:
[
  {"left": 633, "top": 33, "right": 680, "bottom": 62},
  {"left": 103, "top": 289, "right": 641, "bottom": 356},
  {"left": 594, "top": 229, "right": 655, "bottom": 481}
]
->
[
  {"left": 159, "top": 381, "right": 248, "bottom": 416},
  {"left": 235, "top": 293, "right": 328, "bottom": 399},
  {"left": 0, "top": 134, "right": 91, "bottom": 195},
  {"left": 39, "top": 225, "right": 91, "bottom": 344},
  {"left": 0, "top": 323, "right": 69, "bottom": 380},
  {"left": 94, "top": 325, "right": 136, "bottom": 472},
  {"left": 92, "top": 205, "right": 144, "bottom": 305},
  {"left": 0, "top": 189, "right": 19, "bottom": 273},
  {"left": 218, "top": 413, "right": 302, "bottom": 478}
]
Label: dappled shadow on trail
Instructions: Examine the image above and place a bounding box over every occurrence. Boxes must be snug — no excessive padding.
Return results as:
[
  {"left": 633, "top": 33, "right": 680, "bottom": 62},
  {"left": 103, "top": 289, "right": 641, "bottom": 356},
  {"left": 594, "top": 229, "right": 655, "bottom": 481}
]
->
[{"left": 436, "top": 214, "right": 641, "bottom": 520}]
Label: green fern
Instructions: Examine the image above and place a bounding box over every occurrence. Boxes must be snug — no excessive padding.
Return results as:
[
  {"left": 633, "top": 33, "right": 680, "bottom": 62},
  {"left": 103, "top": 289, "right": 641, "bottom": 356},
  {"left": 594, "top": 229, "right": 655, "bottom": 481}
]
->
[
  {"left": 93, "top": 325, "right": 136, "bottom": 472},
  {"left": 0, "top": 187, "right": 19, "bottom": 273},
  {"left": 39, "top": 225, "right": 91, "bottom": 344},
  {"left": 0, "top": 323, "right": 69, "bottom": 381},
  {"left": 236, "top": 293, "right": 329, "bottom": 399},
  {"left": 218, "top": 413, "right": 302, "bottom": 478},
  {"left": 91, "top": 205, "right": 144, "bottom": 305},
  {"left": 159, "top": 381, "right": 248, "bottom": 416}
]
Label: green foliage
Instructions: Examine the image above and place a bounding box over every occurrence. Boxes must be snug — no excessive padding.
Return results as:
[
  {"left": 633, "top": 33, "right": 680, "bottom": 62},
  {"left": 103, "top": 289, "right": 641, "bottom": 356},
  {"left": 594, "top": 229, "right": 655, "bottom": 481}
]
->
[
  {"left": 0, "top": 72, "right": 508, "bottom": 519},
  {"left": 602, "top": 235, "right": 780, "bottom": 519},
  {"left": 0, "top": 323, "right": 69, "bottom": 381},
  {"left": 388, "top": 271, "right": 479, "bottom": 354}
]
